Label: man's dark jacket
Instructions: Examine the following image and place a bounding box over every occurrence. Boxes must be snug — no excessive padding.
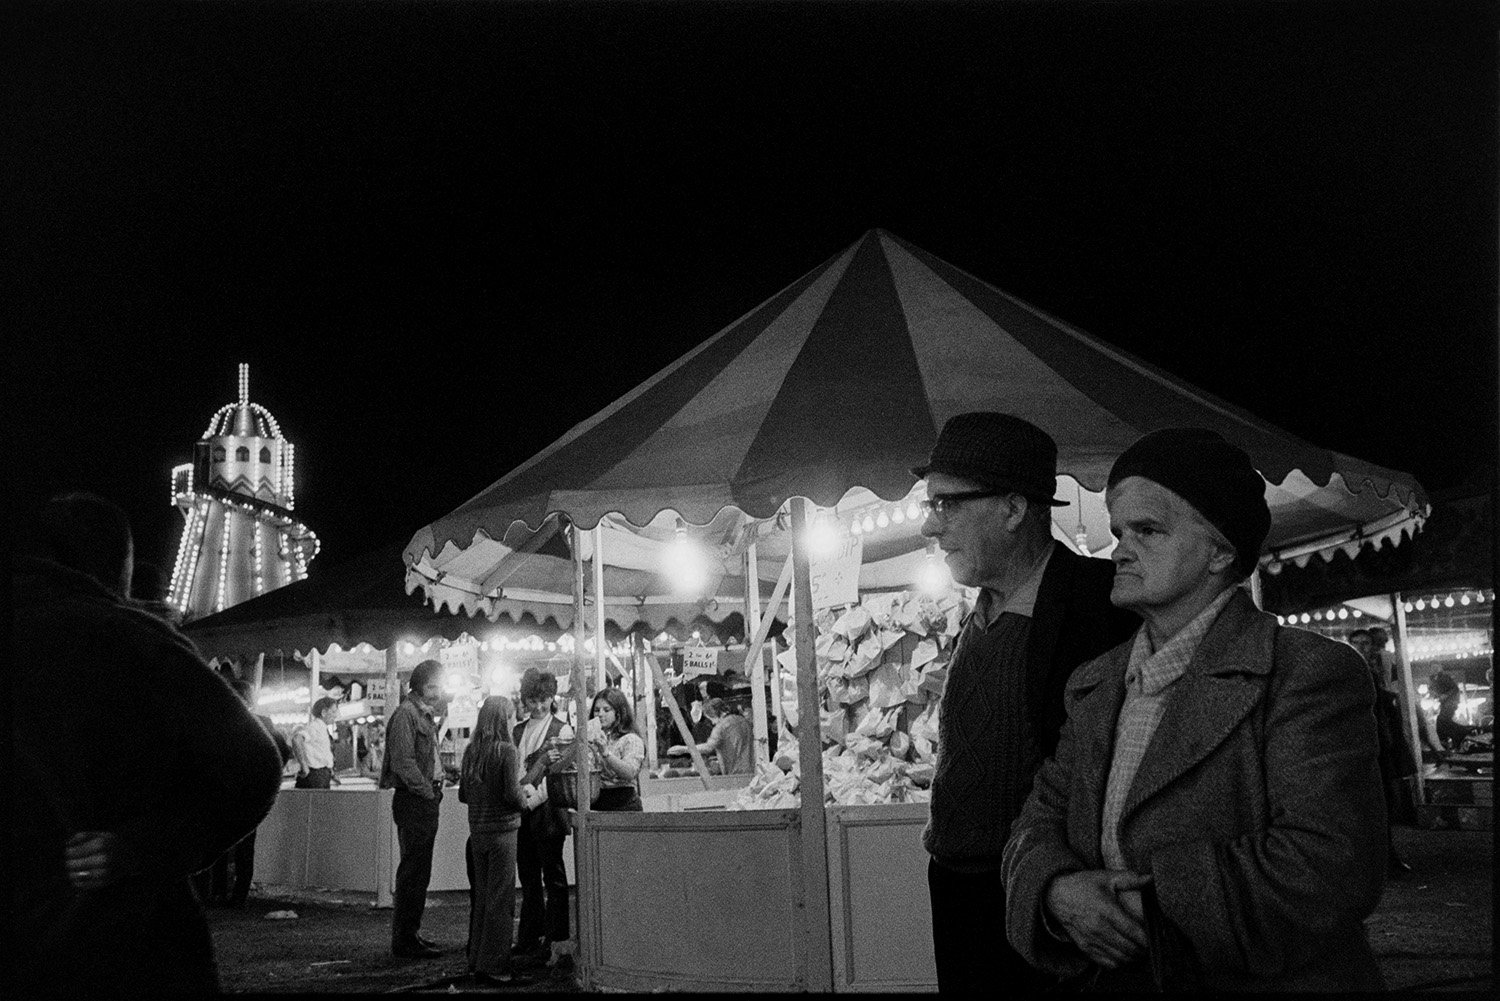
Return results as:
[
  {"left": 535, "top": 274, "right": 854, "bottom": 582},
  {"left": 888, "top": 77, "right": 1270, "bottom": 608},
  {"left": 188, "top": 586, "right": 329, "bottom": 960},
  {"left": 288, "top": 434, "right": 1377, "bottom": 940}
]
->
[
  {"left": 11, "top": 556, "right": 284, "bottom": 994},
  {"left": 1025, "top": 541, "right": 1141, "bottom": 759}
]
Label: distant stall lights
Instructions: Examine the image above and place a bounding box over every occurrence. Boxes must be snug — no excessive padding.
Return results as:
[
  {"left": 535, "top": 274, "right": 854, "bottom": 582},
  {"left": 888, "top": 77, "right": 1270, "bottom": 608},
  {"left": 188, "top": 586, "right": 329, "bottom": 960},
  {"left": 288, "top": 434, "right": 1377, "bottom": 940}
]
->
[
  {"left": 1278, "top": 590, "right": 1494, "bottom": 629},
  {"left": 848, "top": 499, "right": 925, "bottom": 537},
  {"left": 1404, "top": 590, "right": 1491, "bottom": 613}
]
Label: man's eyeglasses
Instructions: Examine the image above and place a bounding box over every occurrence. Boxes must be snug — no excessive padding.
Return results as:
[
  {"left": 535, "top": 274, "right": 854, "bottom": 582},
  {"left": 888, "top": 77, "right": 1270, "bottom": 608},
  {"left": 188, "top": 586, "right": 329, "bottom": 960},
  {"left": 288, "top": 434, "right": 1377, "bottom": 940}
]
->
[{"left": 918, "top": 490, "right": 1005, "bottom": 518}]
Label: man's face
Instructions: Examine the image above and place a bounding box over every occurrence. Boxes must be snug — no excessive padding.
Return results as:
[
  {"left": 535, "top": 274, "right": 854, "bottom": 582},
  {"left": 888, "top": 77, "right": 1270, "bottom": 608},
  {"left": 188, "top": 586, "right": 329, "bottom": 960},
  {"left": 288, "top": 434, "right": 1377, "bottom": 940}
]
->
[
  {"left": 918, "top": 472, "right": 1019, "bottom": 589},
  {"left": 1349, "top": 634, "right": 1374, "bottom": 663},
  {"left": 320, "top": 705, "right": 340, "bottom": 725},
  {"left": 1107, "top": 476, "right": 1232, "bottom": 615},
  {"left": 523, "top": 695, "right": 550, "bottom": 719}
]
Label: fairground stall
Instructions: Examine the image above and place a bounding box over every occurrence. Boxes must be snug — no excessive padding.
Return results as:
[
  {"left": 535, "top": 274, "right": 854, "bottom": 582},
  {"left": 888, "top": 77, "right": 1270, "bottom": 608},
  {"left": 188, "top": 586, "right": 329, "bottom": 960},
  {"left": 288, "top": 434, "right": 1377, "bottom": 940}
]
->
[
  {"left": 184, "top": 540, "right": 765, "bottom": 903},
  {"left": 1262, "top": 487, "right": 1493, "bottom": 830},
  {"left": 405, "top": 229, "right": 1429, "bottom": 991}
]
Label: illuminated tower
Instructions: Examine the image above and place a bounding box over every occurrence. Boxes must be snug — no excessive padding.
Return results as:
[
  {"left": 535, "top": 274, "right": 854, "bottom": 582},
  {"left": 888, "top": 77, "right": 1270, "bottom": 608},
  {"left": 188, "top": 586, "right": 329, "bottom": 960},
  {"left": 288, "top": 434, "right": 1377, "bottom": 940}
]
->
[{"left": 166, "top": 364, "right": 319, "bottom": 621}]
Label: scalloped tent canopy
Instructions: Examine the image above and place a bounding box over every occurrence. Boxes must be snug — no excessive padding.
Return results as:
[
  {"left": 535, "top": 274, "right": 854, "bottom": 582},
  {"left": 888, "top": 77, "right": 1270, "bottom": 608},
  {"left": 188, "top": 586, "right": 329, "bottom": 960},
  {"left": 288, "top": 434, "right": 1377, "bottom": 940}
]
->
[
  {"left": 405, "top": 228, "right": 1427, "bottom": 609},
  {"left": 181, "top": 541, "right": 768, "bottom": 660}
]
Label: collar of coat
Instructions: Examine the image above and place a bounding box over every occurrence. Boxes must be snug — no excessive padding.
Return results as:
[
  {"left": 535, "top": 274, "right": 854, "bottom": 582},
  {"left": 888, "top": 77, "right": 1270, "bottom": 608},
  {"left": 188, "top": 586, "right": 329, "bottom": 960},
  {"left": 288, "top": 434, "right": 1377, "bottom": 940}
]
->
[{"left": 1062, "top": 587, "right": 1275, "bottom": 835}]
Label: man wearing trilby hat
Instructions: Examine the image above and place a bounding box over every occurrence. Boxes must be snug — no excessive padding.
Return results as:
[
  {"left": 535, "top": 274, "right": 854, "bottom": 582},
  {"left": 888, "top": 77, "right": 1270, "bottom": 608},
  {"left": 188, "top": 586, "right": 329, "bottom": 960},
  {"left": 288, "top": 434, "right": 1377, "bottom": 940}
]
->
[
  {"left": 1002, "top": 428, "right": 1387, "bottom": 991},
  {"left": 913, "top": 412, "right": 1138, "bottom": 993}
]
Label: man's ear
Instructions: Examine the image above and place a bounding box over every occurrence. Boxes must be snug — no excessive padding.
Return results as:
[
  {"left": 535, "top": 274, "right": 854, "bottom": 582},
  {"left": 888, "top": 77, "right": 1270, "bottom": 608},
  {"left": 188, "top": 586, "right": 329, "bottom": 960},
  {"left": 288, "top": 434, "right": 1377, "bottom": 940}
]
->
[
  {"left": 1002, "top": 494, "right": 1029, "bottom": 532},
  {"left": 1206, "top": 542, "right": 1238, "bottom": 578}
]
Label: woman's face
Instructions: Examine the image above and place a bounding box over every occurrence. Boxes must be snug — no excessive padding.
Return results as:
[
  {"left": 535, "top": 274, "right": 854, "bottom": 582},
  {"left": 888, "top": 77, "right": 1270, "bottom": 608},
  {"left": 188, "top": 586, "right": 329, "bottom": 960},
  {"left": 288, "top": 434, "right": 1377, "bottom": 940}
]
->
[{"left": 592, "top": 699, "right": 616, "bottom": 732}]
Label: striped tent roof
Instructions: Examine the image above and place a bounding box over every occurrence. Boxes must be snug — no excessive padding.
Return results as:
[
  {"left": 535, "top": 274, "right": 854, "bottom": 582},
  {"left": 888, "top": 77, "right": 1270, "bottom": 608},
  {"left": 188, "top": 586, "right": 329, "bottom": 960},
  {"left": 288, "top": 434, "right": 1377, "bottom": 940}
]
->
[{"left": 406, "top": 229, "right": 1427, "bottom": 614}]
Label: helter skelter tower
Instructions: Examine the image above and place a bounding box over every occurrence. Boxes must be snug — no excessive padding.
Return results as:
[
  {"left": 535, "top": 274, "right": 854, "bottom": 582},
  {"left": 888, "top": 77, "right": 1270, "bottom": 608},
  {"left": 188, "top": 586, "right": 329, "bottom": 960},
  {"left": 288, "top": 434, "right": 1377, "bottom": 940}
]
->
[{"left": 166, "top": 364, "right": 319, "bottom": 621}]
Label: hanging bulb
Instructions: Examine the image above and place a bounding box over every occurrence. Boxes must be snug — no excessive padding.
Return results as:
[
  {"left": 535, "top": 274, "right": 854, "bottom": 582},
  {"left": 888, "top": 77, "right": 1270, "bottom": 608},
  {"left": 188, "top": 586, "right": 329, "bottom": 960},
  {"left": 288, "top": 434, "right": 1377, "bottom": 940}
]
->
[
  {"left": 1461, "top": 594, "right": 1471, "bottom": 605},
  {"left": 876, "top": 511, "right": 890, "bottom": 529},
  {"left": 850, "top": 520, "right": 863, "bottom": 536},
  {"left": 862, "top": 515, "right": 875, "bottom": 533},
  {"left": 891, "top": 506, "right": 905, "bottom": 524},
  {"left": 907, "top": 502, "right": 921, "bottom": 520},
  {"left": 1337, "top": 608, "right": 1348, "bottom": 619},
  {"left": 1352, "top": 609, "right": 1362, "bottom": 618},
  {"left": 1444, "top": 595, "right": 1455, "bottom": 608},
  {"left": 918, "top": 549, "right": 950, "bottom": 597},
  {"left": 1415, "top": 599, "right": 1426, "bottom": 611}
]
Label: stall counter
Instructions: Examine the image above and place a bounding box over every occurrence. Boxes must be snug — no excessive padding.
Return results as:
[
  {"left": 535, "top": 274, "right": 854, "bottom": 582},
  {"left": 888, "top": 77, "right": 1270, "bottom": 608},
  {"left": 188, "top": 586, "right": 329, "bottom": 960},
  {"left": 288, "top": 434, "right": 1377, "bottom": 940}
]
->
[{"left": 253, "top": 780, "right": 575, "bottom": 897}]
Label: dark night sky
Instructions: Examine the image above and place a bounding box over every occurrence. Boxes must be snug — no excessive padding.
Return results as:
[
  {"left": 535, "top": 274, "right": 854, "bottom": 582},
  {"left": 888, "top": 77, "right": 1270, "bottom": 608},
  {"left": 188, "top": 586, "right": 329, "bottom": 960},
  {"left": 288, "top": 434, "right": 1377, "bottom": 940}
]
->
[{"left": 10, "top": 0, "right": 1497, "bottom": 579}]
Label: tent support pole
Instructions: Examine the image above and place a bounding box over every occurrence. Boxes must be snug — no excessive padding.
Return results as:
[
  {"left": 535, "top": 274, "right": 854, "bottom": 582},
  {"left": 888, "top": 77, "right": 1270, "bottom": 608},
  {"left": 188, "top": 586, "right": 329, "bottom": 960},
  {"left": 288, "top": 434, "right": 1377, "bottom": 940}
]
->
[
  {"left": 744, "top": 543, "right": 769, "bottom": 768},
  {"left": 309, "top": 648, "right": 321, "bottom": 704},
  {"left": 251, "top": 652, "right": 264, "bottom": 704},
  {"left": 789, "top": 497, "right": 834, "bottom": 991},
  {"left": 1248, "top": 566, "right": 1264, "bottom": 609},
  {"left": 593, "top": 523, "right": 607, "bottom": 692},
  {"left": 640, "top": 634, "right": 658, "bottom": 772},
  {"left": 376, "top": 642, "right": 400, "bottom": 909},
  {"left": 571, "top": 524, "right": 591, "bottom": 818},
  {"left": 1391, "top": 591, "right": 1427, "bottom": 806}
]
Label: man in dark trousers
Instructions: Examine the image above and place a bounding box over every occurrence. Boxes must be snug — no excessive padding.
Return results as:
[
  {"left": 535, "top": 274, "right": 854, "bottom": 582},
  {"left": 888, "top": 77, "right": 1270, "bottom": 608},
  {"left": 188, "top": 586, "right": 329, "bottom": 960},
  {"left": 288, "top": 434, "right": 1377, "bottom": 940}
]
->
[
  {"left": 381, "top": 658, "right": 447, "bottom": 958},
  {"left": 512, "top": 668, "right": 574, "bottom": 964},
  {"left": 914, "top": 413, "right": 1138, "bottom": 993},
  {"left": 12, "top": 492, "right": 284, "bottom": 994}
]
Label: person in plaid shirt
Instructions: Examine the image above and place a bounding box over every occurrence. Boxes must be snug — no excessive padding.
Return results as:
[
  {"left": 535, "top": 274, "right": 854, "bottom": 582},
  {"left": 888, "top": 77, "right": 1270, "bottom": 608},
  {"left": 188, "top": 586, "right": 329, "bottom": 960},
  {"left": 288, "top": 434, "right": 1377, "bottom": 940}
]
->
[{"left": 1003, "top": 428, "right": 1386, "bottom": 992}]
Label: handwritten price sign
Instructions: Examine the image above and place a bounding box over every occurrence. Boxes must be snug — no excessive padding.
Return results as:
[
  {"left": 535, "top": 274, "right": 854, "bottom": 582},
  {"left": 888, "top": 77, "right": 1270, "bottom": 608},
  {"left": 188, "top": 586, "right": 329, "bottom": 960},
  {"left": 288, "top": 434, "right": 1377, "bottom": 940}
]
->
[{"left": 810, "top": 534, "right": 862, "bottom": 610}]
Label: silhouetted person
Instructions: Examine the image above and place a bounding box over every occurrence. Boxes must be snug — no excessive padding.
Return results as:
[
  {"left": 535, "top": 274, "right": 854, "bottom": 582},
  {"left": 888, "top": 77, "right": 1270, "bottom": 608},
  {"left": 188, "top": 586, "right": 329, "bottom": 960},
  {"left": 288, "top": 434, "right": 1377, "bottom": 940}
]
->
[
  {"left": 13, "top": 492, "right": 283, "bottom": 993},
  {"left": 381, "top": 659, "right": 447, "bottom": 958}
]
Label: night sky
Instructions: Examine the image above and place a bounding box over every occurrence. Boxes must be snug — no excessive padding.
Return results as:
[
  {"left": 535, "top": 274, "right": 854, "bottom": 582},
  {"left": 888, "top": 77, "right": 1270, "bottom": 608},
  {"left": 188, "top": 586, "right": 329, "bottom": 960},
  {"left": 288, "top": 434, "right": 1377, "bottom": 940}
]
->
[{"left": 12, "top": 0, "right": 1497, "bottom": 581}]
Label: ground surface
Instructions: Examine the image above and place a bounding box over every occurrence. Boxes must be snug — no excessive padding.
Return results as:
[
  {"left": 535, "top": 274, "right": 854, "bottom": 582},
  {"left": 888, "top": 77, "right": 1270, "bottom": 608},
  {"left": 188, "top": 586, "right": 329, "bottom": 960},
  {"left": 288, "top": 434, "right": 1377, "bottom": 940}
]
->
[{"left": 210, "top": 825, "right": 1491, "bottom": 993}]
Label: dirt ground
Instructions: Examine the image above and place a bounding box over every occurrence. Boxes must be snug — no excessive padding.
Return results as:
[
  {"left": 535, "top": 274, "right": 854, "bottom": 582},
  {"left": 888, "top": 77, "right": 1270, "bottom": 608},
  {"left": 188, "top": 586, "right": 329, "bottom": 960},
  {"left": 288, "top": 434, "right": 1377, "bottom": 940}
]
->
[{"left": 209, "top": 825, "right": 1491, "bottom": 993}]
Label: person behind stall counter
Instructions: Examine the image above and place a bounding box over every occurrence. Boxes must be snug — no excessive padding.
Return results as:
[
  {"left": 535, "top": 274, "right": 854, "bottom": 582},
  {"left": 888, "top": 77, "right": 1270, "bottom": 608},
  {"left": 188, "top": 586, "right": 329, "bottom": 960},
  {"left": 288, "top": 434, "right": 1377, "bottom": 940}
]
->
[
  {"left": 292, "top": 697, "right": 342, "bottom": 789},
  {"left": 678, "top": 697, "right": 754, "bottom": 775},
  {"left": 589, "top": 688, "right": 645, "bottom": 811}
]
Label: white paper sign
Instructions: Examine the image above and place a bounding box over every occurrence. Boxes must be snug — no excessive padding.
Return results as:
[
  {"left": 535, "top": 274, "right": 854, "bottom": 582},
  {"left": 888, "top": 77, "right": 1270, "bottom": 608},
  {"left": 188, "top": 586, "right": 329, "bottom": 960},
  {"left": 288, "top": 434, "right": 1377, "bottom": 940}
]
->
[
  {"left": 439, "top": 642, "right": 479, "bottom": 682},
  {"left": 365, "top": 677, "right": 387, "bottom": 713},
  {"left": 810, "top": 534, "right": 863, "bottom": 610},
  {"left": 683, "top": 643, "right": 719, "bottom": 679},
  {"left": 443, "top": 699, "right": 479, "bottom": 734}
]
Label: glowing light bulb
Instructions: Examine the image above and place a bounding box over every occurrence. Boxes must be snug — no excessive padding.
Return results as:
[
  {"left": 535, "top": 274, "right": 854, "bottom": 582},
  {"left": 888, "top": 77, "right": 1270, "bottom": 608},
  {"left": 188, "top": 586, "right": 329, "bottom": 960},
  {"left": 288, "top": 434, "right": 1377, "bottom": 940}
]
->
[
  {"left": 907, "top": 502, "right": 921, "bottom": 520},
  {"left": 1352, "top": 609, "right": 1362, "bottom": 618},
  {"left": 1404, "top": 602, "right": 1413, "bottom": 612},
  {"left": 1337, "top": 608, "right": 1348, "bottom": 619},
  {"left": 1299, "top": 614, "right": 1310, "bottom": 624},
  {"left": 1444, "top": 596, "right": 1455, "bottom": 607},
  {"left": 1277, "top": 616, "right": 1285, "bottom": 625},
  {"left": 850, "top": 520, "right": 863, "bottom": 536},
  {"left": 805, "top": 513, "right": 841, "bottom": 560},
  {"left": 1461, "top": 594, "right": 1471, "bottom": 605},
  {"left": 1415, "top": 600, "right": 1426, "bottom": 611},
  {"left": 402, "top": 642, "right": 415, "bottom": 655},
  {"left": 862, "top": 515, "right": 875, "bottom": 533},
  {"left": 891, "top": 507, "right": 905, "bottom": 524},
  {"left": 876, "top": 511, "right": 890, "bottom": 529},
  {"left": 663, "top": 524, "right": 710, "bottom": 596},
  {"left": 918, "top": 551, "right": 950, "bottom": 597}
]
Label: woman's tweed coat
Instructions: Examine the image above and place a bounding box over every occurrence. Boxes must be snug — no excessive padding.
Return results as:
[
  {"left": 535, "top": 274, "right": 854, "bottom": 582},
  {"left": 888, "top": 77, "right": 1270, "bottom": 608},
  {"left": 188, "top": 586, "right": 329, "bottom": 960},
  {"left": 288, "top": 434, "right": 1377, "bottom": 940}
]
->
[{"left": 1003, "top": 590, "right": 1387, "bottom": 991}]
